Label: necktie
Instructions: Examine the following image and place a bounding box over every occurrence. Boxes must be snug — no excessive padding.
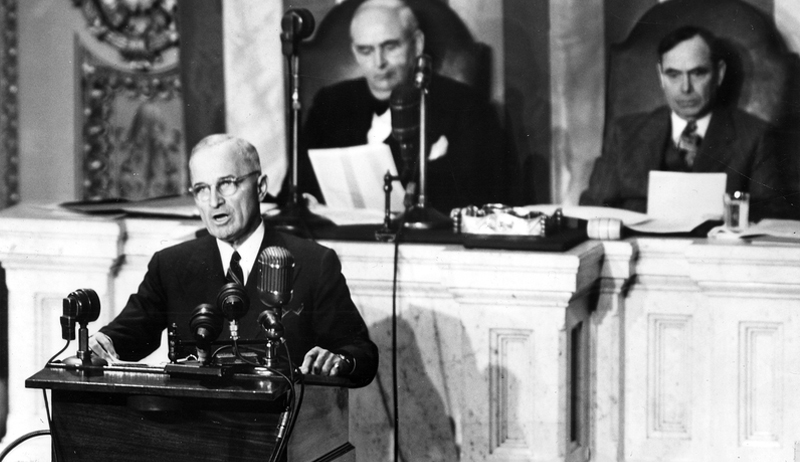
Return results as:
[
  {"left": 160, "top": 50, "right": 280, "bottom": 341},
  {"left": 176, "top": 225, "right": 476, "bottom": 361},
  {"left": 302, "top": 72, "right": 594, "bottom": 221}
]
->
[
  {"left": 677, "top": 120, "right": 701, "bottom": 170},
  {"left": 227, "top": 251, "right": 244, "bottom": 286}
]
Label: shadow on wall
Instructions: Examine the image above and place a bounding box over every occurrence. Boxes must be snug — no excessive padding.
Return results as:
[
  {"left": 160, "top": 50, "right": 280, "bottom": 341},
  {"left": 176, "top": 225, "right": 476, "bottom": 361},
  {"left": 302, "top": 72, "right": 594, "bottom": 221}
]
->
[
  {"left": 355, "top": 314, "right": 459, "bottom": 461},
  {"left": 353, "top": 306, "right": 503, "bottom": 462}
]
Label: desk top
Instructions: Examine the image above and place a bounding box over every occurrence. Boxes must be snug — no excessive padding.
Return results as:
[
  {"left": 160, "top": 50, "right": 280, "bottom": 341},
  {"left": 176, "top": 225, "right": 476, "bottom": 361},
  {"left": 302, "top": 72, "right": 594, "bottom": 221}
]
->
[{"left": 26, "top": 363, "right": 354, "bottom": 401}]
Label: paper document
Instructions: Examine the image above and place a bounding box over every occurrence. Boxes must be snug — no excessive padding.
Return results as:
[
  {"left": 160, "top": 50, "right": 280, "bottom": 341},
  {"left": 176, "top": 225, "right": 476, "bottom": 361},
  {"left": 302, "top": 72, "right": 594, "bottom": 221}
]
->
[
  {"left": 716, "top": 219, "right": 800, "bottom": 240},
  {"left": 627, "top": 171, "right": 726, "bottom": 233},
  {"left": 308, "top": 144, "right": 405, "bottom": 212},
  {"left": 741, "top": 219, "right": 800, "bottom": 239}
]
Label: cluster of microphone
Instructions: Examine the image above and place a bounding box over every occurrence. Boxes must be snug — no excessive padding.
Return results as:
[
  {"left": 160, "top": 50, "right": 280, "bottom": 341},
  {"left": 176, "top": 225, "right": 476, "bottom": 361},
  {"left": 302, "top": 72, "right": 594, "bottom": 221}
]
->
[{"left": 190, "top": 246, "right": 296, "bottom": 368}]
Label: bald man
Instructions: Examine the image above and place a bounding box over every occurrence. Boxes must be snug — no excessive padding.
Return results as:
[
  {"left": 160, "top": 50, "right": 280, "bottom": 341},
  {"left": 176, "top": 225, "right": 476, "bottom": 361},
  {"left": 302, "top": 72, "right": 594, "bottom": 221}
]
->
[{"left": 295, "top": 0, "right": 507, "bottom": 214}]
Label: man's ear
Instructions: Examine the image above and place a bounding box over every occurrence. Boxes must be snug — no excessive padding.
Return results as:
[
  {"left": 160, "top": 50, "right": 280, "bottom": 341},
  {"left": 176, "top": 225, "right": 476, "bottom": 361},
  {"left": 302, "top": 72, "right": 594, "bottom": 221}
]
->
[
  {"left": 715, "top": 60, "right": 727, "bottom": 86},
  {"left": 413, "top": 29, "right": 425, "bottom": 57},
  {"left": 257, "top": 174, "right": 269, "bottom": 201}
]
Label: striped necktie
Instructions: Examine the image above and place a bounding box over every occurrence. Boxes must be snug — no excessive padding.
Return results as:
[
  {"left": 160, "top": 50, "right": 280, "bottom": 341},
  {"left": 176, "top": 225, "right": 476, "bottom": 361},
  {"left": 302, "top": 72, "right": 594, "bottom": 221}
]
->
[
  {"left": 227, "top": 251, "right": 244, "bottom": 286},
  {"left": 678, "top": 120, "right": 701, "bottom": 170}
]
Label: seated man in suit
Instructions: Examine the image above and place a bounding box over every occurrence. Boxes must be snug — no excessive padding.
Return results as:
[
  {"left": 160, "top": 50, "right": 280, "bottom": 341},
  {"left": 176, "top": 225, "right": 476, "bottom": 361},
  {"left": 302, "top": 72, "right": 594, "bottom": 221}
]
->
[
  {"left": 296, "top": 0, "right": 505, "bottom": 213},
  {"left": 580, "top": 25, "right": 785, "bottom": 220},
  {"left": 90, "top": 134, "right": 378, "bottom": 386}
]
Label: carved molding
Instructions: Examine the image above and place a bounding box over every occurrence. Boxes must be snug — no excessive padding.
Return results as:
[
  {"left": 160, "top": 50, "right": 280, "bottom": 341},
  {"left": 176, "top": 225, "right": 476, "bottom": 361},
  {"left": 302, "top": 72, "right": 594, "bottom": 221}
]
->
[
  {"left": 647, "top": 314, "right": 693, "bottom": 439},
  {"left": 0, "top": 0, "right": 19, "bottom": 209},
  {"left": 739, "top": 321, "right": 782, "bottom": 447},
  {"left": 489, "top": 328, "right": 534, "bottom": 455},
  {"left": 71, "top": 0, "right": 179, "bottom": 71}
]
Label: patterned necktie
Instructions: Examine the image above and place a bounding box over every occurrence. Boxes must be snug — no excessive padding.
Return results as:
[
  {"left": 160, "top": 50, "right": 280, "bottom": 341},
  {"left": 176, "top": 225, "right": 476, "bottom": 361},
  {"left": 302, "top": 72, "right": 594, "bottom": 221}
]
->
[
  {"left": 227, "top": 251, "right": 244, "bottom": 286},
  {"left": 677, "top": 120, "right": 701, "bottom": 170}
]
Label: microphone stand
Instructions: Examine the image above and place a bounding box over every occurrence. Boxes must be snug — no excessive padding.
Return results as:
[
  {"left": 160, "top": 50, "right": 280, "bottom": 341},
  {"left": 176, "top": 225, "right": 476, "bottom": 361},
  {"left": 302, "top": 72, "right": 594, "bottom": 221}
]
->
[
  {"left": 261, "top": 308, "right": 285, "bottom": 372},
  {"left": 265, "top": 10, "right": 331, "bottom": 237},
  {"left": 397, "top": 69, "right": 451, "bottom": 230}
]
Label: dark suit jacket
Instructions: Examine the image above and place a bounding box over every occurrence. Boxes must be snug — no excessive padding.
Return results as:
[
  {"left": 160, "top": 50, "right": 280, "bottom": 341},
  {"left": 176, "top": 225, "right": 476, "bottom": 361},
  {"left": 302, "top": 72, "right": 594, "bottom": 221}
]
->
[
  {"left": 580, "top": 105, "right": 786, "bottom": 220},
  {"left": 100, "top": 227, "right": 378, "bottom": 386},
  {"left": 294, "top": 74, "right": 507, "bottom": 213}
]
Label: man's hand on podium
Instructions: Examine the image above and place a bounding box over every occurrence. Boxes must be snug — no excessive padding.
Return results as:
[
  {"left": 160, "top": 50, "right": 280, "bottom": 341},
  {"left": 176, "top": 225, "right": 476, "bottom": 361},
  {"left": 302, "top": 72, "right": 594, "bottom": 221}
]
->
[
  {"left": 88, "top": 332, "right": 120, "bottom": 363},
  {"left": 301, "top": 346, "right": 354, "bottom": 377}
]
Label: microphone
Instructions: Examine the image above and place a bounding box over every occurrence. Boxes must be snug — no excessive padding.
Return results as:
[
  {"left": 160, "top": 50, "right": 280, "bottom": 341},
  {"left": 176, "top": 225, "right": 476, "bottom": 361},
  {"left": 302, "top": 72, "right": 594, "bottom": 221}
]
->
[
  {"left": 189, "top": 304, "right": 224, "bottom": 365},
  {"left": 256, "top": 247, "right": 294, "bottom": 371},
  {"left": 257, "top": 246, "right": 295, "bottom": 309},
  {"left": 216, "top": 282, "right": 250, "bottom": 340},
  {"left": 60, "top": 288, "right": 106, "bottom": 367},
  {"left": 257, "top": 309, "right": 285, "bottom": 341},
  {"left": 413, "top": 54, "right": 432, "bottom": 90},
  {"left": 390, "top": 83, "right": 421, "bottom": 183},
  {"left": 61, "top": 288, "right": 101, "bottom": 341},
  {"left": 280, "top": 8, "right": 315, "bottom": 56}
]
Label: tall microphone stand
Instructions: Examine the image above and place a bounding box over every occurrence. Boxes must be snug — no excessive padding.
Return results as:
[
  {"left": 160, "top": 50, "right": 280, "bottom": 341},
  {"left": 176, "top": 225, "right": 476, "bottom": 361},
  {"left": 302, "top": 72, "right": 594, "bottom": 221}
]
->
[
  {"left": 398, "top": 56, "right": 451, "bottom": 230},
  {"left": 266, "top": 9, "right": 330, "bottom": 235}
]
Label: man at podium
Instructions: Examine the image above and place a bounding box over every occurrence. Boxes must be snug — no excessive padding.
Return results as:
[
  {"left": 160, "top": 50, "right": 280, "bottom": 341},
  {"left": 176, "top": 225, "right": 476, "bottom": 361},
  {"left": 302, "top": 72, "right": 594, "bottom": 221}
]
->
[{"left": 89, "top": 134, "right": 378, "bottom": 385}]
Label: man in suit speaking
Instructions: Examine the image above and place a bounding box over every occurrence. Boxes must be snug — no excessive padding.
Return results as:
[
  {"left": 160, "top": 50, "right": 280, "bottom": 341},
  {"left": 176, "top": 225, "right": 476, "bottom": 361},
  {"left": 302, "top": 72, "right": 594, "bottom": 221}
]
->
[
  {"left": 90, "top": 134, "right": 378, "bottom": 386},
  {"left": 296, "top": 0, "right": 505, "bottom": 213},
  {"left": 580, "top": 25, "right": 787, "bottom": 220}
]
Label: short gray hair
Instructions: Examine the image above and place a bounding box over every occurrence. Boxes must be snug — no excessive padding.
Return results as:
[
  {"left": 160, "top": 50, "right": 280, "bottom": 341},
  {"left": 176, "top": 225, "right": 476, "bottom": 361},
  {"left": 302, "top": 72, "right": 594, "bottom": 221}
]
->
[
  {"left": 351, "top": 0, "right": 420, "bottom": 38},
  {"left": 190, "top": 134, "right": 261, "bottom": 172}
]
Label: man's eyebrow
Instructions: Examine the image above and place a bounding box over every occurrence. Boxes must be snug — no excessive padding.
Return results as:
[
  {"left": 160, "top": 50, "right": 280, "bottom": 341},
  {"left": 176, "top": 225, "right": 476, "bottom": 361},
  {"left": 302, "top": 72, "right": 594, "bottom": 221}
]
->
[
  {"left": 353, "top": 38, "right": 403, "bottom": 49},
  {"left": 661, "top": 64, "right": 710, "bottom": 74},
  {"left": 192, "top": 175, "right": 235, "bottom": 186}
]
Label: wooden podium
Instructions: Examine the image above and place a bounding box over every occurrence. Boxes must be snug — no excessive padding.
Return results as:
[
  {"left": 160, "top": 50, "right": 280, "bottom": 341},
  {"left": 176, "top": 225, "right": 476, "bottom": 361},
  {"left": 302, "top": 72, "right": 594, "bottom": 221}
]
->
[{"left": 26, "top": 364, "right": 355, "bottom": 462}]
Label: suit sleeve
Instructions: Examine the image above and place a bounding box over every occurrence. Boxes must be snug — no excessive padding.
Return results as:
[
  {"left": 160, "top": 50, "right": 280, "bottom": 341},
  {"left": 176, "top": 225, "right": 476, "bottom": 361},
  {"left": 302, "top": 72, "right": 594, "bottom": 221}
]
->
[
  {"left": 98, "top": 251, "right": 169, "bottom": 361},
  {"left": 311, "top": 247, "right": 378, "bottom": 386},
  {"left": 747, "top": 125, "right": 792, "bottom": 220},
  {"left": 429, "top": 87, "right": 506, "bottom": 211}
]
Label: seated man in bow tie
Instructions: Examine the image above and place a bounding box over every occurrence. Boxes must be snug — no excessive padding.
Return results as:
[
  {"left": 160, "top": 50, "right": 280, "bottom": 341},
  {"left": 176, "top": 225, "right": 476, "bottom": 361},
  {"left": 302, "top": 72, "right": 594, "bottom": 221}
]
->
[
  {"left": 294, "top": 0, "right": 506, "bottom": 213},
  {"left": 580, "top": 25, "right": 786, "bottom": 220}
]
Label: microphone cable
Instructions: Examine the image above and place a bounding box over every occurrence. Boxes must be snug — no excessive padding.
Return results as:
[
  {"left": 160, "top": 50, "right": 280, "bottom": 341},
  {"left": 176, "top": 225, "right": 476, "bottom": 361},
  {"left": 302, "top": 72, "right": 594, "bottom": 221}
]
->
[
  {"left": 268, "top": 342, "right": 302, "bottom": 462},
  {"left": 390, "top": 214, "right": 409, "bottom": 462},
  {"left": 10, "top": 340, "right": 76, "bottom": 462},
  {"left": 0, "top": 429, "right": 51, "bottom": 462},
  {"left": 46, "top": 338, "right": 71, "bottom": 365}
]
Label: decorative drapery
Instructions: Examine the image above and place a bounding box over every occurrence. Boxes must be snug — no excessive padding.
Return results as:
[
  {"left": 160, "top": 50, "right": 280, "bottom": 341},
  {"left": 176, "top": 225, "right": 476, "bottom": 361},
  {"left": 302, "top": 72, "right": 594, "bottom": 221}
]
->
[{"left": 79, "top": 45, "right": 186, "bottom": 201}]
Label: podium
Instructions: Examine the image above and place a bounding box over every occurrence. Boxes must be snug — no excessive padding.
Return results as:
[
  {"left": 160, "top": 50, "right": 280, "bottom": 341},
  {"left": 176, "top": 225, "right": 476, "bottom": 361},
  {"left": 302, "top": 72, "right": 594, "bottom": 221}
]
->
[{"left": 25, "top": 364, "right": 355, "bottom": 462}]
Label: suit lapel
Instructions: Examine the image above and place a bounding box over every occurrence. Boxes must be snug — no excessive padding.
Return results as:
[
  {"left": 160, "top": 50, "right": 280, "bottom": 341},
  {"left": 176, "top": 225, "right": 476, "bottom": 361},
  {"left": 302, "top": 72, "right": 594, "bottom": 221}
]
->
[
  {"left": 179, "top": 235, "right": 225, "bottom": 303},
  {"left": 633, "top": 107, "right": 672, "bottom": 173},
  {"left": 694, "top": 107, "right": 736, "bottom": 172}
]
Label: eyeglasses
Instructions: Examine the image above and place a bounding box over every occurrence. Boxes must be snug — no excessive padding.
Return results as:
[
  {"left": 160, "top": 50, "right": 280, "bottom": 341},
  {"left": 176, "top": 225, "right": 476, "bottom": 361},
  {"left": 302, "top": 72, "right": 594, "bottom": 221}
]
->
[{"left": 188, "top": 171, "right": 260, "bottom": 202}]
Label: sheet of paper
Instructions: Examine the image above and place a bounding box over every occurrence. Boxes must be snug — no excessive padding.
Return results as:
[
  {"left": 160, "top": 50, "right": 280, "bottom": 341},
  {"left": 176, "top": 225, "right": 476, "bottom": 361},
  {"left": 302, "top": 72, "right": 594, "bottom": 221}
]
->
[
  {"left": 647, "top": 171, "right": 726, "bottom": 221},
  {"left": 626, "top": 171, "right": 726, "bottom": 233},
  {"left": 308, "top": 144, "right": 405, "bottom": 212},
  {"left": 740, "top": 219, "right": 800, "bottom": 239}
]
